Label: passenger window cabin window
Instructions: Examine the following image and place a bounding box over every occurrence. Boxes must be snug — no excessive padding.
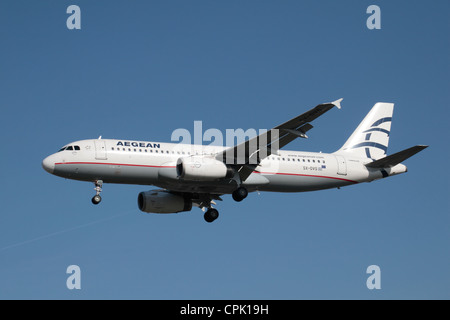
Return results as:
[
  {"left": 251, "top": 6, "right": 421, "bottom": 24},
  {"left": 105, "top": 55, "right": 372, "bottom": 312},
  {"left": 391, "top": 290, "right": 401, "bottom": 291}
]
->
[{"left": 112, "top": 147, "right": 114, "bottom": 151}]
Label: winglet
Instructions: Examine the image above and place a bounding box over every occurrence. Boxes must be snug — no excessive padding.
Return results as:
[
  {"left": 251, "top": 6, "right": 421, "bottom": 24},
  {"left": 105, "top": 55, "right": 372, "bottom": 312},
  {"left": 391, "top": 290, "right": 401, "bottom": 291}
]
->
[{"left": 331, "top": 98, "right": 343, "bottom": 109}]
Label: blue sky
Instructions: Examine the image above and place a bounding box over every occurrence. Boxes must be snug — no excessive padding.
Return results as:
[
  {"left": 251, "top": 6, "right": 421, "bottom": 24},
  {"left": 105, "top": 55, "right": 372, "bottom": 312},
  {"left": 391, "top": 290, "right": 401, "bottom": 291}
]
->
[{"left": 0, "top": 0, "right": 448, "bottom": 299}]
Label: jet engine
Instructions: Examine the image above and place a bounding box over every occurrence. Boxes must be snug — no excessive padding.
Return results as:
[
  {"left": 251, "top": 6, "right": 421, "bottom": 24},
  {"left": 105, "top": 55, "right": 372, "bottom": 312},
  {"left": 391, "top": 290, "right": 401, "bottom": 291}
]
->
[
  {"left": 138, "top": 190, "right": 192, "bottom": 213},
  {"left": 176, "top": 156, "right": 234, "bottom": 181}
]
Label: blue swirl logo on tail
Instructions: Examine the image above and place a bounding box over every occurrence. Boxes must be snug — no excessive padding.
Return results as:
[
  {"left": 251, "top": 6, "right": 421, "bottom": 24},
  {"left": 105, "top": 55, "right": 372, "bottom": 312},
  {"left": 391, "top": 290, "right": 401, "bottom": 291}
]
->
[{"left": 351, "top": 117, "right": 392, "bottom": 159}]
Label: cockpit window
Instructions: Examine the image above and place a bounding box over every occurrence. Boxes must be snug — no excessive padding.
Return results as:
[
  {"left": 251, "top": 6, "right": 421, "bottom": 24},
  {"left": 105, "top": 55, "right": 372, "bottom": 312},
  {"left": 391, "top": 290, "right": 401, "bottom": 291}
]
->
[
  {"left": 58, "top": 147, "right": 66, "bottom": 152},
  {"left": 66, "top": 146, "right": 74, "bottom": 151},
  {"left": 74, "top": 146, "right": 80, "bottom": 150}
]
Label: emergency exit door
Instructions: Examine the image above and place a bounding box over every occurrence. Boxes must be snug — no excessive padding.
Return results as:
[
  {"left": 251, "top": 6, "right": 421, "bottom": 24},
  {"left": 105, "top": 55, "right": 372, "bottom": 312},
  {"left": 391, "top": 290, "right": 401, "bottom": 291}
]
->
[{"left": 94, "top": 139, "right": 107, "bottom": 160}]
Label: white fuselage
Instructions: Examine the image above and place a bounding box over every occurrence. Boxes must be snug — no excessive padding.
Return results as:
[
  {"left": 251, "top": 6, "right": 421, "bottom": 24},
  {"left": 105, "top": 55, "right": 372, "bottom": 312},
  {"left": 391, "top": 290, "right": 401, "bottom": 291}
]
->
[{"left": 42, "top": 139, "right": 405, "bottom": 195}]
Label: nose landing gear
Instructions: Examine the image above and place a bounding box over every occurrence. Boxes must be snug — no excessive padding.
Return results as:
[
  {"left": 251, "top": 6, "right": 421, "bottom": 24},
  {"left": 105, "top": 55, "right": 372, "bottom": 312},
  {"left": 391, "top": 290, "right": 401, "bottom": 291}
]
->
[{"left": 91, "top": 180, "right": 103, "bottom": 205}]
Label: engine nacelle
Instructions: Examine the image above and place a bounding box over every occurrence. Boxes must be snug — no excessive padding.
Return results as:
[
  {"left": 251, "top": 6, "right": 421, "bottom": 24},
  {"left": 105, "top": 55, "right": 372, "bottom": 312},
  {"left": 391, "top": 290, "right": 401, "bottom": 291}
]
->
[
  {"left": 176, "top": 156, "right": 233, "bottom": 181},
  {"left": 137, "top": 190, "right": 192, "bottom": 214}
]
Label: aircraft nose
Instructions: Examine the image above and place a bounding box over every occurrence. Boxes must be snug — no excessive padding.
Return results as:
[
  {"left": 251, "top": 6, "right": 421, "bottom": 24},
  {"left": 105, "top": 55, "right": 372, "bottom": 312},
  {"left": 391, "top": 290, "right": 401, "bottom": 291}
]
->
[{"left": 42, "top": 155, "right": 55, "bottom": 174}]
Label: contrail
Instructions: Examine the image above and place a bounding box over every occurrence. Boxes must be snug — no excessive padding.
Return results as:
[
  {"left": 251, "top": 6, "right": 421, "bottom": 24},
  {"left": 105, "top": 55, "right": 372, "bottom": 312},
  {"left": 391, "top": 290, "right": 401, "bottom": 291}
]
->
[{"left": 0, "top": 212, "right": 130, "bottom": 252}]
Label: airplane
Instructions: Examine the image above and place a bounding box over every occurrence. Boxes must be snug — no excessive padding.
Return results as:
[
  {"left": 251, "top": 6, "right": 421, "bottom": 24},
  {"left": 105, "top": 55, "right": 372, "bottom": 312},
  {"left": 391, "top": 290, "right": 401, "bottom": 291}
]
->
[{"left": 42, "top": 99, "right": 427, "bottom": 223}]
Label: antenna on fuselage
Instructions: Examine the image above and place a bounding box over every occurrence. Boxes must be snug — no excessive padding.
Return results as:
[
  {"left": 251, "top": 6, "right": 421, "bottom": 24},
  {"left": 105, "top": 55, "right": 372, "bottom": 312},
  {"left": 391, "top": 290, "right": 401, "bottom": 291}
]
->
[{"left": 98, "top": 136, "right": 102, "bottom": 140}]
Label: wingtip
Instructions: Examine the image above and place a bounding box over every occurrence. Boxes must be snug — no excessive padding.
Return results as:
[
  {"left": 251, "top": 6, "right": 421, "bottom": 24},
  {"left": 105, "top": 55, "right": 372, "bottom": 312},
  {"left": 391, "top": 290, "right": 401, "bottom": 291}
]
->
[{"left": 331, "top": 98, "right": 343, "bottom": 109}]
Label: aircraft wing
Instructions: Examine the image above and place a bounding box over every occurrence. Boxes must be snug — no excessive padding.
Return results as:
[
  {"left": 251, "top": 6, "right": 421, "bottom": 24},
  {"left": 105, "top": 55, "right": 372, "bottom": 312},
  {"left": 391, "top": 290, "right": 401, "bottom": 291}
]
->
[{"left": 216, "top": 98, "right": 343, "bottom": 181}]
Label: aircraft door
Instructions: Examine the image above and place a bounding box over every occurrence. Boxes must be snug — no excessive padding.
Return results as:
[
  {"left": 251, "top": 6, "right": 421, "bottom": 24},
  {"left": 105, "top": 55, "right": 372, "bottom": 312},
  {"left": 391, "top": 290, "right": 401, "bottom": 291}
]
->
[
  {"left": 94, "top": 139, "right": 108, "bottom": 160},
  {"left": 335, "top": 155, "right": 347, "bottom": 175}
]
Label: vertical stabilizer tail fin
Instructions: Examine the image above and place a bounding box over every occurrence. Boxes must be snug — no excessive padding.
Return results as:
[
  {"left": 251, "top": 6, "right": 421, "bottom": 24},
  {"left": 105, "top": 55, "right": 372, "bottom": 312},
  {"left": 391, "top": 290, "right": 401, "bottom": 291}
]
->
[{"left": 336, "top": 102, "right": 394, "bottom": 160}]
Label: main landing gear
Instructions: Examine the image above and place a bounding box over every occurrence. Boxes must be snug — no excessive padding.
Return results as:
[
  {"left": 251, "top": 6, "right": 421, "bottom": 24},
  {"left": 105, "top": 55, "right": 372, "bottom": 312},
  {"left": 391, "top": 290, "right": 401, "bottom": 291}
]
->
[
  {"left": 203, "top": 187, "right": 248, "bottom": 223},
  {"left": 232, "top": 186, "right": 248, "bottom": 202},
  {"left": 91, "top": 180, "right": 103, "bottom": 205},
  {"left": 204, "top": 208, "right": 219, "bottom": 223}
]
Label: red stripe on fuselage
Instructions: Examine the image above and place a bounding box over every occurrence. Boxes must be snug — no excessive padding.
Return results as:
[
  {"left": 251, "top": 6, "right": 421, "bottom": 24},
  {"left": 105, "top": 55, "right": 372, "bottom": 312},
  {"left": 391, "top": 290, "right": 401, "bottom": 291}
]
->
[
  {"left": 55, "top": 162, "right": 176, "bottom": 168},
  {"left": 253, "top": 171, "right": 358, "bottom": 184},
  {"left": 54, "top": 162, "right": 357, "bottom": 183}
]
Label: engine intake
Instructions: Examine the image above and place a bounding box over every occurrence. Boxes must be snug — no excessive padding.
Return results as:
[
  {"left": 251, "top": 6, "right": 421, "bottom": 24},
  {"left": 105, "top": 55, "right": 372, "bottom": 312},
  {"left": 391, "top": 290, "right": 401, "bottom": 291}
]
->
[
  {"left": 176, "top": 156, "right": 234, "bottom": 181},
  {"left": 138, "top": 190, "right": 192, "bottom": 214}
]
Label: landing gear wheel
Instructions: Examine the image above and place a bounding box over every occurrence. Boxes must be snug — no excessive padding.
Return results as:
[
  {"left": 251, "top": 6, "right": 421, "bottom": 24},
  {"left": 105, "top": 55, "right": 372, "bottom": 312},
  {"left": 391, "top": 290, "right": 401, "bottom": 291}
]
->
[
  {"left": 232, "top": 187, "right": 248, "bottom": 202},
  {"left": 91, "top": 180, "right": 103, "bottom": 205},
  {"left": 92, "top": 195, "right": 102, "bottom": 205},
  {"left": 204, "top": 208, "right": 219, "bottom": 223}
]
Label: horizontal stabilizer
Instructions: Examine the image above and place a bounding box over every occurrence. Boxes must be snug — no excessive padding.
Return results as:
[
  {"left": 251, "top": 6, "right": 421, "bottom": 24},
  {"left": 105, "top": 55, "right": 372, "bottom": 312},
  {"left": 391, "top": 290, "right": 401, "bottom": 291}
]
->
[{"left": 365, "top": 145, "right": 428, "bottom": 168}]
